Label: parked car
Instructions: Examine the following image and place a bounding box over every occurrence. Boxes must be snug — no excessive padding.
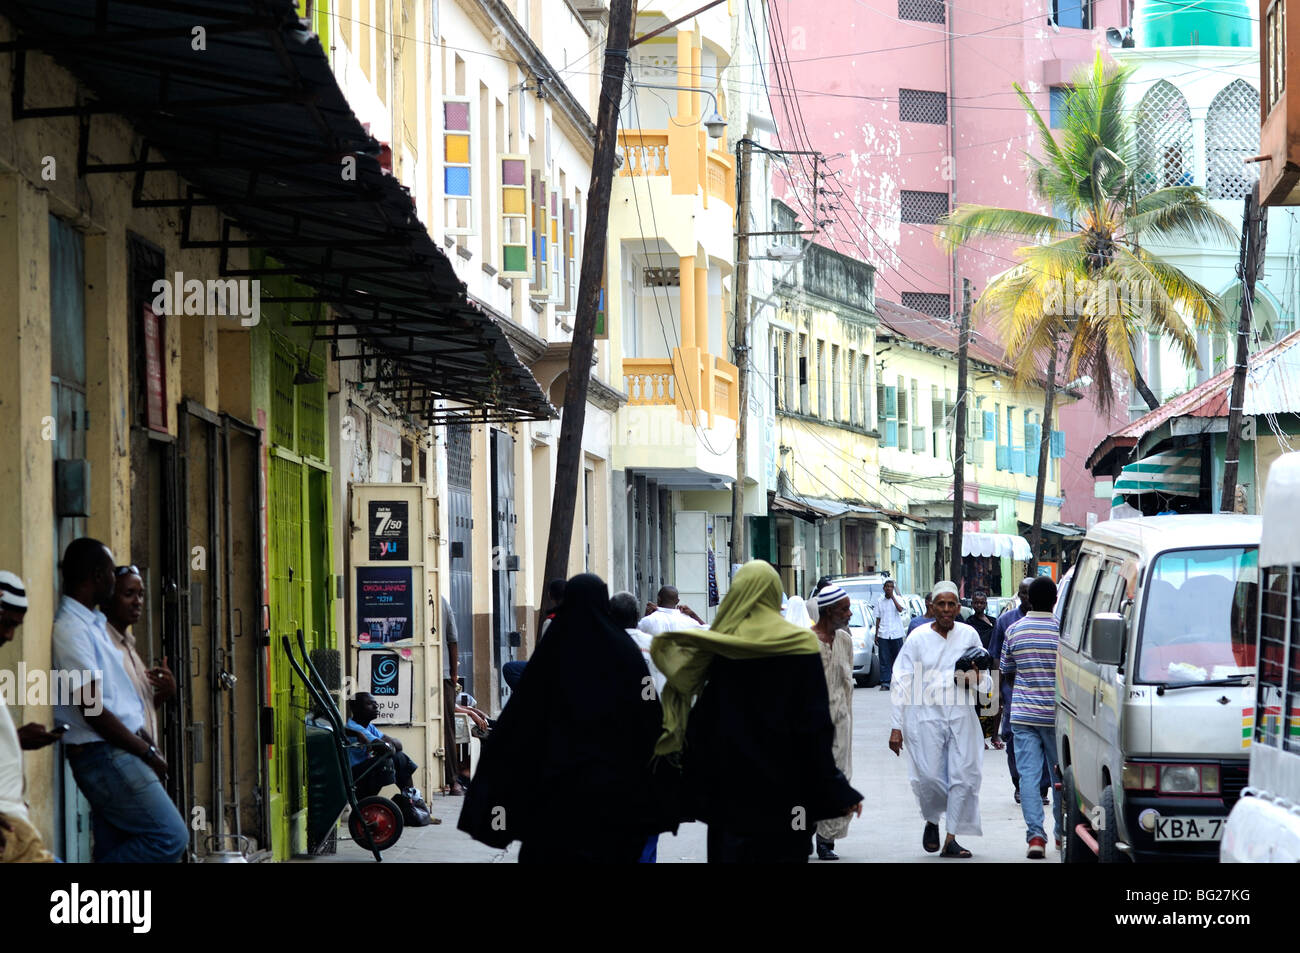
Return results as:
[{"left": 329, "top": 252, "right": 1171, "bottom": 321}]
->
[
  {"left": 848, "top": 599, "right": 880, "bottom": 687},
  {"left": 901, "top": 593, "right": 927, "bottom": 622},
  {"left": 831, "top": 573, "right": 889, "bottom": 608},
  {"left": 1057, "top": 514, "right": 1261, "bottom": 863}
]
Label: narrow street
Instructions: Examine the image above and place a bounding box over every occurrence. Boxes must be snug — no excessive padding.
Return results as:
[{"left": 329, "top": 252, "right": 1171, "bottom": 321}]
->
[{"left": 327, "top": 684, "right": 1045, "bottom": 864}]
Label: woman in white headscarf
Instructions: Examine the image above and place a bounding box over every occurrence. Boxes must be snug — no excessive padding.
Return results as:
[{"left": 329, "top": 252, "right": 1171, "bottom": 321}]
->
[
  {"left": 886, "top": 581, "right": 992, "bottom": 858},
  {"left": 782, "top": 595, "right": 814, "bottom": 629}
]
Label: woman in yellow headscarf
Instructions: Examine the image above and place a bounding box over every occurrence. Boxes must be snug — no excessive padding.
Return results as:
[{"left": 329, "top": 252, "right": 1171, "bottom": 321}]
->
[{"left": 650, "top": 560, "right": 862, "bottom": 863}]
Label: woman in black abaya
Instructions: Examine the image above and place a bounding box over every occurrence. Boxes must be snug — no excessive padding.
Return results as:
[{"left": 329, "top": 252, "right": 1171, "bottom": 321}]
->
[{"left": 457, "top": 574, "right": 670, "bottom": 862}]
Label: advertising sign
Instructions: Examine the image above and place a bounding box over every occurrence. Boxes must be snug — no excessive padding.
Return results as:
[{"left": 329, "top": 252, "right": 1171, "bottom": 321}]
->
[
  {"left": 356, "top": 565, "right": 413, "bottom": 646},
  {"left": 369, "top": 500, "right": 409, "bottom": 560},
  {"left": 357, "top": 650, "right": 413, "bottom": 724}
]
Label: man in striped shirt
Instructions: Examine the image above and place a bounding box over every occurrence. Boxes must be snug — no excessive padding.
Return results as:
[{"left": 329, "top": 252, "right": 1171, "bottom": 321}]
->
[{"left": 1000, "top": 576, "right": 1063, "bottom": 858}]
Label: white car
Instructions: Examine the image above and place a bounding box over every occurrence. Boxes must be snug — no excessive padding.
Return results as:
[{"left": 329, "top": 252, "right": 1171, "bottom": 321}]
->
[{"left": 848, "top": 599, "right": 880, "bottom": 687}]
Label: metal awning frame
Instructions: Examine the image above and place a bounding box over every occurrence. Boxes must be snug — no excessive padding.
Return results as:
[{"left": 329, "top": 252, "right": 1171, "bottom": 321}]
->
[{"left": 1, "top": 0, "right": 554, "bottom": 424}]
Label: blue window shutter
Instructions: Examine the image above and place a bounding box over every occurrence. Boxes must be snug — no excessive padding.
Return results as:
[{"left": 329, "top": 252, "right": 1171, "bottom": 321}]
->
[
  {"left": 885, "top": 386, "right": 898, "bottom": 417},
  {"left": 982, "top": 411, "right": 995, "bottom": 441},
  {"left": 1011, "top": 447, "right": 1025, "bottom": 473},
  {"left": 885, "top": 420, "right": 898, "bottom": 447},
  {"left": 996, "top": 445, "right": 1009, "bottom": 471},
  {"left": 1051, "top": 429, "right": 1066, "bottom": 459}
]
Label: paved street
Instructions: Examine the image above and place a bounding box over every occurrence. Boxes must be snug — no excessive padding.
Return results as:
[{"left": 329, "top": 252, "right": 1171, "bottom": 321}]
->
[{"left": 325, "top": 683, "right": 1055, "bottom": 864}]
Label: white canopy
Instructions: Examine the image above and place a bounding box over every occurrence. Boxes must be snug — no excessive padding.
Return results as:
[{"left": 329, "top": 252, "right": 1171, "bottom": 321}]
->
[{"left": 961, "top": 532, "right": 1032, "bottom": 561}]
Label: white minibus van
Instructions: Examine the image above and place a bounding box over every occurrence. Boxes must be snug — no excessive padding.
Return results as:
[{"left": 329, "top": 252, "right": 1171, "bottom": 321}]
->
[{"left": 1057, "top": 514, "right": 1260, "bottom": 862}]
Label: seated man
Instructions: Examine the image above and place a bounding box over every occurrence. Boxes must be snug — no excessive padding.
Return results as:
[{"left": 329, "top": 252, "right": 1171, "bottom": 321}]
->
[{"left": 345, "top": 693, "right": 435, "bottom": 826}]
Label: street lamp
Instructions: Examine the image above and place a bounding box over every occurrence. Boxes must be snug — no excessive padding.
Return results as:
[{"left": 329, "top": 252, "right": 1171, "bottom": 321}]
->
[
  {"left": 632, "top": 82, "right": 728, "bottom": 137},
  {"left": 1061, "top": 374, "right": 1093, "bottom": 391}
]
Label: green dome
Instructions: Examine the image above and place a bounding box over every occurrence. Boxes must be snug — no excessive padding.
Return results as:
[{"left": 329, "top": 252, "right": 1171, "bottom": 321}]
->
[{"left": 1133, "top": 0, "right": 1253, "bottom": 48}]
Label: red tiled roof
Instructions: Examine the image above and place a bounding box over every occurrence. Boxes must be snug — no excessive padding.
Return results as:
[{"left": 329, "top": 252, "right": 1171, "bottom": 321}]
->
[{"left": 1086, "top": 328, "right": 1300, "bottom": 470}]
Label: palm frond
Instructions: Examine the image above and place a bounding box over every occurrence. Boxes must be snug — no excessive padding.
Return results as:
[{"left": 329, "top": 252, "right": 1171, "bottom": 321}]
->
[{"left": 937, "top": 205, "right": 1064, "bottom": 250}]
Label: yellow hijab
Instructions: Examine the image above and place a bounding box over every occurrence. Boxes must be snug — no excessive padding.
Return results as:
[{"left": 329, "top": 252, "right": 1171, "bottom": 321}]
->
[{"left": 649, "top": 560, "right": 818, "bottom": 755}]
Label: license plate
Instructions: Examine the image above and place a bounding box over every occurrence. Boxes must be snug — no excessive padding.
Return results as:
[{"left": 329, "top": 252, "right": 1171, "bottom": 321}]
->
[{"left": 1153, "top": 815, "right": 1224, "bottom": 842}]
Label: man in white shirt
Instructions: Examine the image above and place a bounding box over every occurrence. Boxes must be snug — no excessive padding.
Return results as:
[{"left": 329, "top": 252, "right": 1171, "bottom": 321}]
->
[
  {"left": 53, "top": 538, "right": 189, "bottom": 863},
  {"left": 0, "top": 572, "right": 58, "bottom": 862},
  {"left": 872, "top": 579, "right": 908, "bottom": 692},
  {"left": 637, "top": 586, "right": 704, "bottom": 637}
]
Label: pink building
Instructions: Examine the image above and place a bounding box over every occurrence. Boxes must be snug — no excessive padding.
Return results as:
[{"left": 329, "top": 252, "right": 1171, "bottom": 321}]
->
[{"left": 772, "top": 0, "right": 1134, "bottom": 528}]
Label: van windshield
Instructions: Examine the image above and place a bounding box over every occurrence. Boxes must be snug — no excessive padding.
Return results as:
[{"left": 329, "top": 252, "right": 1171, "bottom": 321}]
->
[
  {"left": 1137, "top": 546, "right": 1258, "bottom": 685},
  {"left": 840, "top": 582, "right": 884, "bottom": 605}
]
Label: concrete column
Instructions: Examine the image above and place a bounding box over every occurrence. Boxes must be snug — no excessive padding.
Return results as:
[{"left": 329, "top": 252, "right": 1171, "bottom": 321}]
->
[
  {"left": 694, "top": 265, "right": 709, "bottom": 353},
  {"left": 691, "top": 43, "right": 701, "bottom": 117},
  {"left": 678, "top": 257, "right": 696, "bottom": 349},
  {"left": 0, "top": 173, "right": 57, "bottom": 837},
  {"left": 676, "top": 30, "right": 692, "bottom": 119}
]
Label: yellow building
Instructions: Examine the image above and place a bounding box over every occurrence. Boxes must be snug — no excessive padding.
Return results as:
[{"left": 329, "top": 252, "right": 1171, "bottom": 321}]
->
[{"left": 607, "top": 2, "right": 742, "bottom": 617}]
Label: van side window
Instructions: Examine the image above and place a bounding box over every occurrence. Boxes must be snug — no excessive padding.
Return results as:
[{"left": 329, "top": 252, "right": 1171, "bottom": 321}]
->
[
  {"left": 1061, "top": 553, "right": 1100, "bottom": 649},
  {"left": 1083, "top": 561, "right": 1125, "bottom": 658}
]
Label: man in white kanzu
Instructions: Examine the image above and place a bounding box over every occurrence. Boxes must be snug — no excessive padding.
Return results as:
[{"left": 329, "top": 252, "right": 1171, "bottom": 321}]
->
[{"left": 888, "top": 581, "right": 992, "bottom": 858}]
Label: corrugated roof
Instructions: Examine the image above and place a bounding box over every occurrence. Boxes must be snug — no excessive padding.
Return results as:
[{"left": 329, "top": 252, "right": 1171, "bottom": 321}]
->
[
  {"left": 874, "top": 300, "right": 1014, "bottom": 372},
  {"left": 1087, "top": 329, "right": 1300, "bottom": 470}
]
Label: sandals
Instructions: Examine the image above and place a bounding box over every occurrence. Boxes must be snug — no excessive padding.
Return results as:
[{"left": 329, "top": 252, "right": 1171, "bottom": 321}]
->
[
  {"left": 940, "top": 839, "right": 972, "bottom": 858},
  {"left": 922, "top": 822, "right": 940, "bottom": 853}
]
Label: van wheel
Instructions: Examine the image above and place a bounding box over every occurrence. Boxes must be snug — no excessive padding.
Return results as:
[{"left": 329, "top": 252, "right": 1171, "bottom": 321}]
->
[
  {"left": 1061, "top": 766, "right": 1096, "bottom": 864},
  {"left": 1098, "top": 785, "right": 1128, "bottom": 863}
]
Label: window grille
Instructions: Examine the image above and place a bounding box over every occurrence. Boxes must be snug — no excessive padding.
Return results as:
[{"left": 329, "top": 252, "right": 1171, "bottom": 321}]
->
[
  {"left": 898, "top": 0, "right": 944, "bottom": 23},
  {"left": 899, "top": 89, "right": 947, "bottom": 124},
  {"left": 1206, "top": 80, "right": 1261, "bottom": 201},
  {"left": 901, "top": 292, "right": 951, "bottom": 318},
  {"left": 1134, "top": 81, "right": 1193, "bottom": 196},
  {"left": 900, "top": 190, "right": 949, "bottom": 224}
]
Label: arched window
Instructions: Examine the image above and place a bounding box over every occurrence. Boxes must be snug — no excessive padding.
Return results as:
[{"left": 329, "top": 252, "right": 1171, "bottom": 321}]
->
[
  {"left": 1212, "top": 286, "right": 1285, "bottom": 373},
  {"left": 1135, "top": 81, "right": 1194, "bottom": 196},
  {"left": 1206, "top": 80, "right": 1260, "bottom": 201}
]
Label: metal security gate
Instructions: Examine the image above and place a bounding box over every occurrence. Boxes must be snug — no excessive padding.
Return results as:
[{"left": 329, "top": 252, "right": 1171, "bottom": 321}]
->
[
  {"left": 446, "top": 425, "right": 473, "bottom": 696},
  {"left": 490, "top": 430, "right": 517, "bottom": 703},
  {"left": 176, "top": 403, "right": 264, "bottom": 858},
  {"left": 49, "top": 214, "right": 91, "bottom": 862}
]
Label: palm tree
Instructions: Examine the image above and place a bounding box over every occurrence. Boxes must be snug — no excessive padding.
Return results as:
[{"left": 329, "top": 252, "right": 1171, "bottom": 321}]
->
[{"left": 938, "top": 52, "right": 1237, "bottom": 569}]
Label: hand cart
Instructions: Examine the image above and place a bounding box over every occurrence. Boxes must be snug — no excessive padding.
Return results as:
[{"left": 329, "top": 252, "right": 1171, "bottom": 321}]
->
[{"left": 282, "top": 629, "right": 404, "bottom": 862}]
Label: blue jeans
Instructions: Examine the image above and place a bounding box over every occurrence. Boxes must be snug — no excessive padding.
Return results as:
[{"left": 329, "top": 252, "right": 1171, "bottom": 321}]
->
[
  {"left": 1011, "top": 724, "right": 1062, "bottom": 844},
  {"left": 878, "top": 638, "right": 903, "bottom": 687},
  {"left": 68, "top": 743, "right": 189, "bottom": 863}
]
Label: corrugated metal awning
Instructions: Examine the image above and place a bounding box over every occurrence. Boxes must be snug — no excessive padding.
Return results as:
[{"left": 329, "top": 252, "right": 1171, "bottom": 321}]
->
[
  {"left": 1111, "top": 448, "right": 1201, "bottom": 505},
  {"left": 962, "top": 533, "right": 1032, "bottom": 560},
  {"left": 0, "top": 0, "right": 554, "bottom": 424}
]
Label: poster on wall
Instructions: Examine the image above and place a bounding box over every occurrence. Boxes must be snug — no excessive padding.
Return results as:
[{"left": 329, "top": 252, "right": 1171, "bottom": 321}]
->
[
  {"left": 368, "top": 500, "right": 409, "bottom": 560},
  {"left": 357, "top": 650, "right": 413, "bottom": 724},
  {"left": 356, "top": 565, "right": 413, "bottom": 647}
]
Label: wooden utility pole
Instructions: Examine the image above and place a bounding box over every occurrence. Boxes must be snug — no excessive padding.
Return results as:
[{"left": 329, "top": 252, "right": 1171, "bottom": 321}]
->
[
  {"left": 1221, "top": 181, "right": 1267, "bottom": 514},
  {"left": 1027, "top": 333, "right": 1060, "bottom": 576},
  {"left": 540, "top": 0, "right": 634, "bottom": 614},
  {"left": 949, "top": 279, "right": 971, "bottom": 587},
  {"left": 730, "top": 138, "right": 753, "bottom": 575}
]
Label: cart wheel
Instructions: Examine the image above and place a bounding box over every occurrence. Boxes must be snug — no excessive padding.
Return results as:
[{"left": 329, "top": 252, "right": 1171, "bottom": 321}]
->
[{"left": 349, "top": 796, "right": 404, "bottom": 851}]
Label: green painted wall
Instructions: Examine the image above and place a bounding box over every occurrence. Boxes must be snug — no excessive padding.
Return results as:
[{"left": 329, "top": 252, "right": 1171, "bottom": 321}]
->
[{"left": 250, "top": 252, "right": 336, "bottom": 860}]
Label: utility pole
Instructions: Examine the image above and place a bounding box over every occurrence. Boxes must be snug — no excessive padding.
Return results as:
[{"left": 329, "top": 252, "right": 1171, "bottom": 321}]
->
[
  {"left": 1222, "top": 180, "right": 1267, "bottom": 514},
  {"left": 1027, "top": 332, "right": 1060, "bottom": 576},
  {"left": 730, "top": 137, "right": 753, "bottom": 575},
  {"left": 540, "top": 0, "right": 634, "bottom": 614},
  {"left": 949, "top": 279, "right": 970, "bottom": 587}
]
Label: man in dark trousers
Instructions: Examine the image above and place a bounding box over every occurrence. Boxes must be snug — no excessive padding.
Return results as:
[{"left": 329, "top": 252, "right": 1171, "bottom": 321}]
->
[
  {"left": 988, "top": 578, "right": 1050, "bottom": 805},
  {"left": 965, "top": 590, "right": 996, "bottom": 648}
]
